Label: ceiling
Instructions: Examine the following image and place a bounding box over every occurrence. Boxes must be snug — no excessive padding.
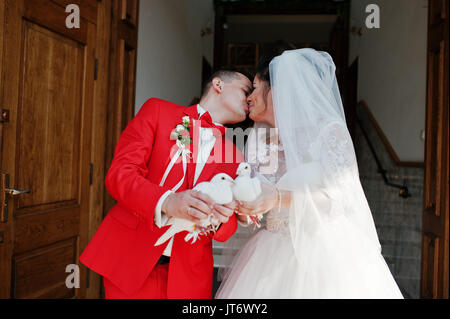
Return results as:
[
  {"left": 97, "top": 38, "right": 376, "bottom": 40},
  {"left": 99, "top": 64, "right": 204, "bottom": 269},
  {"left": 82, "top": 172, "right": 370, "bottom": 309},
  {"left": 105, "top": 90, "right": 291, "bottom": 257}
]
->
[{"left": 224, "top": 14, "right": 337, "bottom": 44}]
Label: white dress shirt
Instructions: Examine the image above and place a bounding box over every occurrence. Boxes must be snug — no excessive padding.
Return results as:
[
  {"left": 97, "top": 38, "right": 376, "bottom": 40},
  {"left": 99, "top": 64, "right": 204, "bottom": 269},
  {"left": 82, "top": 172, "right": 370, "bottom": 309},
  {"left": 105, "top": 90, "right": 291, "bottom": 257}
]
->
[{"left": 154, "top": 104, "right": 222, "bottom": 256}]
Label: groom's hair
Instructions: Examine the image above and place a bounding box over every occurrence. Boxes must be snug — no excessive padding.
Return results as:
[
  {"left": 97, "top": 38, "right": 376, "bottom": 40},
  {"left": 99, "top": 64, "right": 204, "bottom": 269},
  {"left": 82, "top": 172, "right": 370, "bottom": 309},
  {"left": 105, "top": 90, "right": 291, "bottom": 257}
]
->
[{"left": 201, "top": 70, "right": 243, "bottom": 98}]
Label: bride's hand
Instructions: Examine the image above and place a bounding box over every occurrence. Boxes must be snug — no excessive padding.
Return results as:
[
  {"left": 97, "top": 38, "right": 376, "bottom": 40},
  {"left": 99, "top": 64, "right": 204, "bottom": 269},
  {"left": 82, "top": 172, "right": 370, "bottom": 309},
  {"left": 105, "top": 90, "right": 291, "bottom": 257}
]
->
[{"left": 237, "top": 182, "right": 279, "bottom": 216}]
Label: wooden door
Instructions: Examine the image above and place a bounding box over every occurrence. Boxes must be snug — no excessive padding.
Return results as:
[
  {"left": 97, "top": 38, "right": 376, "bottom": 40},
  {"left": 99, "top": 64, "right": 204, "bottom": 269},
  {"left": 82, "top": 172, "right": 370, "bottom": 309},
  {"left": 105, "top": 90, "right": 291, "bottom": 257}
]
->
[
  {"left": 103, "top": 0, "right": 139, "bottom": 215},
  {"left": 0, "top": 0, "right": 98, "bottom": 298},
  {"left": 421, "top": 0, "right": 449, "bottom": 299}
]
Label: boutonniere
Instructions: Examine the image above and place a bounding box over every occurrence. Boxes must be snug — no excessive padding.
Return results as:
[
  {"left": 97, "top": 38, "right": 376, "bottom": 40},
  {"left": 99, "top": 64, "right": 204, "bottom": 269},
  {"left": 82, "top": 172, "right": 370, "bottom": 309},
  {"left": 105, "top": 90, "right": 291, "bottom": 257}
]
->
[{"left": 170, "top": 116, "right": 193, "bottom": 150}]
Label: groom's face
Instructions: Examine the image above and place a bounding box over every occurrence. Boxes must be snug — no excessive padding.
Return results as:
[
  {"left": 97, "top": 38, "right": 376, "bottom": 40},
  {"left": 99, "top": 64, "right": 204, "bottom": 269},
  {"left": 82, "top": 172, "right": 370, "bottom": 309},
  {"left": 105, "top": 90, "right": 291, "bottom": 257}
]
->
[{"left": 220, "top": 73, "right": 252, "bottom": 123}]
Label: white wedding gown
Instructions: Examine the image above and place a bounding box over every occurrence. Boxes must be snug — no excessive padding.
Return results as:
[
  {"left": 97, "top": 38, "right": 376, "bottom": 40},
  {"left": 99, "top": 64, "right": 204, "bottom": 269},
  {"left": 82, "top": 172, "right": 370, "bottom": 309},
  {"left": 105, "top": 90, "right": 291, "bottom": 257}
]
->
[{"left": 215, "top": 141, "right": 404, "bottom": 299}]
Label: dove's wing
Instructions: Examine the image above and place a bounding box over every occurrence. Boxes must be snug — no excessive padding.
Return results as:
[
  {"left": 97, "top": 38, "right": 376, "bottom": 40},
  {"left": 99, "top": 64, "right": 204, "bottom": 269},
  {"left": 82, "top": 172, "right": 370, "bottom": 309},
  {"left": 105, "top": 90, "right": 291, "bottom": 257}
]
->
[
  {"left": 252, "top": 178, "right": 262, "bottom": 197},
  {"left": 154, "top": 218, "right": 194, "bottom": 246},
  {"left": 232, "top": 177, "right": 264, "bottom": 228},
  {"left": 232, "top": 176, "right": 262, "bottom": 202},
  {"left": 231, "top": 176, "right": 248, "bottom": 201},
  {"left": 193, "top": 181, "right": 209, "bottom": 192},
  {"left": 193, "top": 181, "right": 217, "bottom": 201},
  {"left": 194, "top": 180, "right": 233, "bottom": 204},
  {"left": 211, "top": 185, "right": 234, "bottom": 204}
]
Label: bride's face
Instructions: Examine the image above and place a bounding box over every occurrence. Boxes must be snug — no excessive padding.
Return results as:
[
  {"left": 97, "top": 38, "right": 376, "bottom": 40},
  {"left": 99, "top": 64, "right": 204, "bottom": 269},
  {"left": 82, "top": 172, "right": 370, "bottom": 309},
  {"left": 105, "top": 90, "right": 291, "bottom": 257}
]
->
[{"left": 247, "top": 75, "right": 275, "bottom": 126}]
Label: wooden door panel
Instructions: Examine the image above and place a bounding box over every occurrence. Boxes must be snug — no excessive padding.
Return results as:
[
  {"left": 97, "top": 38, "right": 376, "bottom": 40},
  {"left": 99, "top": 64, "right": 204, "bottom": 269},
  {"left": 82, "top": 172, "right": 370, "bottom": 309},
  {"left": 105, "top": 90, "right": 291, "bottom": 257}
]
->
[
  {"left": 118, "top": 40, "right": 136, "bottom": 133},
  {"left": 121, "top": 0, "right": 138, "bottom": 26},
  {"left": 0, "top": 0, "right": 97, "bottom": 298},
  {"left": 424, "top": 41, "right": 446, "bottom": 216},
  {"left": 0, "top": 0, "right": 4, "bottom": 95},
  {"left": 17, "top": 21, "right": 83, "bottom": 211},
  {"left": 24, "top": 0, "right": 89, "bottom": 44},
  {"left": 422, "top": 233, "right": 440, "bottom": 297},
  {"left": 429, "top": 0, "right": 447, "bottom": 22},
  {"left": 14, "top": 207, "right": 80, "bottom": 254},
  {"left": 12, "top": 238, "right": 76, "bottom": 298},
  {"left": 51, "top": 0, "right": 98, "bottom": 25}
]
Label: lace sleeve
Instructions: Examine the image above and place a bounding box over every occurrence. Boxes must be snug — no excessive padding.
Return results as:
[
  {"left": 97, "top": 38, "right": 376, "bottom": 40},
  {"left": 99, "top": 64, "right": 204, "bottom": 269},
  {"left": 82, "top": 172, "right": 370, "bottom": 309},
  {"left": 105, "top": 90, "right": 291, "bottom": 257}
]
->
[
  {"left": 318, "top": 121, "right": 360, "bottom": 208},
  {"left": 316, "top": 122, "right": 381, "bottom": 248},
  {"left": 319, "top": 122, "right": 357, "bottom": 174}
]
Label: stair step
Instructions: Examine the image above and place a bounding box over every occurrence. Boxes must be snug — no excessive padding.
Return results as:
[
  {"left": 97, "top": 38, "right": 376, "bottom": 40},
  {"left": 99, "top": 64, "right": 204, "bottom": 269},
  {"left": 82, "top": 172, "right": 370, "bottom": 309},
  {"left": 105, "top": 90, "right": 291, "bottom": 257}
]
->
[
  {"left": 380, "top": 243, "right": 422, "bottom": 258},
  {"left": 372, "top": 212, "right": 421, "bottom": 228},
  {"left": 374, "top": 225, "right": 421, "bottom": 244}
]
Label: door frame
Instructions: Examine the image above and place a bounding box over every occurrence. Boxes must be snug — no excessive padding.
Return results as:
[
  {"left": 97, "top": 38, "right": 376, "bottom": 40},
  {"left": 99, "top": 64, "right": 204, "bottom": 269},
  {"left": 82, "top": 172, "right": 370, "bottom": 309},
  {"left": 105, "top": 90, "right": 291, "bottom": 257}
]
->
[
  {"left": 85, "top": 0, "right": 140, "bottom": 298},
  {"left": 421, "top": 0, "right": 449, "bottom": 299},
  {"left": 83, "top": 0, "right": 113, "bottom": 299},
  {"left": 213, "top": 0, "right": 351, "bottom": 122}
]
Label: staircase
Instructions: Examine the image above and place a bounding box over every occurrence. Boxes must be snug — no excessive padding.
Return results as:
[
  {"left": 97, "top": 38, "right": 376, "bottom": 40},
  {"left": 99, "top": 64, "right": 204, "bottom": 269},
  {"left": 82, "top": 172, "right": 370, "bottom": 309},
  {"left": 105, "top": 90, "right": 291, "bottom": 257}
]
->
[{"left": 354, "top": 103, "right": 424, "bottom": 299}]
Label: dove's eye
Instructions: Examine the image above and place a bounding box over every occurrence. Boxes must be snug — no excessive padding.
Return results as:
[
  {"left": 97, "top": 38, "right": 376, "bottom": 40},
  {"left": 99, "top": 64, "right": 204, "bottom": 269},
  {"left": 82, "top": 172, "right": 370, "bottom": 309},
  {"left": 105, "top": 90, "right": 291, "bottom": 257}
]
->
[{"left": 221, "top": 177, "right": 225, "bottom": 180}]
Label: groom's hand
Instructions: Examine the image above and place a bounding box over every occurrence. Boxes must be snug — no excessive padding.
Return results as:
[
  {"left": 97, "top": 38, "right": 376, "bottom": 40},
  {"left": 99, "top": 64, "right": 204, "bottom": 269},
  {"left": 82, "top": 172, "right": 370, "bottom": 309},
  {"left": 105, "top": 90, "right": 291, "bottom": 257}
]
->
[
  {"left": 211, "top": 201, "right": 239, "bottom": 224},
  {"left": 161, "top": 190, "right": 216, "bottom": 223}
]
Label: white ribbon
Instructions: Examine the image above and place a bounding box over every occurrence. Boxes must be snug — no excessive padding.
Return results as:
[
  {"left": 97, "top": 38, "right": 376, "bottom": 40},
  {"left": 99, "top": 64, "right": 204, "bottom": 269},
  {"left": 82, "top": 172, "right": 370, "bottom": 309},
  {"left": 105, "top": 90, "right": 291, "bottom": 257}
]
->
[{"left": 159, "top": 142, "right": 191, "bottom": 192}]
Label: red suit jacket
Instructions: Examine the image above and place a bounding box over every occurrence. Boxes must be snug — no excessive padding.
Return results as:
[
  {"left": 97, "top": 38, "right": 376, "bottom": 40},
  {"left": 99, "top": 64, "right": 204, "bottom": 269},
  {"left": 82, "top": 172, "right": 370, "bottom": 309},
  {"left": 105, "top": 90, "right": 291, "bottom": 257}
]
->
[{"left": 79, "top": 98, "right": 243, "bottom": 298}]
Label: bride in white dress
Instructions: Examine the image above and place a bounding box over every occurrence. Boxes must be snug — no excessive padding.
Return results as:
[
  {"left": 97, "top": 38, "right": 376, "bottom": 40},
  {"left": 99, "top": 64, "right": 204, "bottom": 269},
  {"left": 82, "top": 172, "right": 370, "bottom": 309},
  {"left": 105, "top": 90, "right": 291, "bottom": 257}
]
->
[{"left": 215, "top": 49, "right": 403, "bottom": 299}]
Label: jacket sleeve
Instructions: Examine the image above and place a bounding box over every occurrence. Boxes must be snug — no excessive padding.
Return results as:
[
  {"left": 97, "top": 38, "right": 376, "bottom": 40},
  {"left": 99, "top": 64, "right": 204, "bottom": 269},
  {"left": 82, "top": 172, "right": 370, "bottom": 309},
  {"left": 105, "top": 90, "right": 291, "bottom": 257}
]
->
[
  {"left": 105, "top": 98, "right": 172, "bottom": 231},
  {"left": 211, "top": 143, "right": 244, "bottom": 242}
]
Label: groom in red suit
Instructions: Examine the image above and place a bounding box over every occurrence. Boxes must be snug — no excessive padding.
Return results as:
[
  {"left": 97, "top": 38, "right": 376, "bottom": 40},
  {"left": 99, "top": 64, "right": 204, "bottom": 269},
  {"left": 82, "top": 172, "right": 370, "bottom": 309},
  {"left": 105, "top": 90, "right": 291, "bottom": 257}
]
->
[{"left": 79, "top": 71, "right": 252, "bottom": 298}]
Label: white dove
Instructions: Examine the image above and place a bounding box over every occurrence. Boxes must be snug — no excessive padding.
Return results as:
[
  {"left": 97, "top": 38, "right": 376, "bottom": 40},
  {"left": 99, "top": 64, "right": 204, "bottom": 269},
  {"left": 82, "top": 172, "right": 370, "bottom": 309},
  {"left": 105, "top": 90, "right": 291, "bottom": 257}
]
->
[
  {"left": 154, "top": 173, "right": 235, "bottom": 246},
  {"left": 232, "top": 162, "right": 263, "bottom": 228}
]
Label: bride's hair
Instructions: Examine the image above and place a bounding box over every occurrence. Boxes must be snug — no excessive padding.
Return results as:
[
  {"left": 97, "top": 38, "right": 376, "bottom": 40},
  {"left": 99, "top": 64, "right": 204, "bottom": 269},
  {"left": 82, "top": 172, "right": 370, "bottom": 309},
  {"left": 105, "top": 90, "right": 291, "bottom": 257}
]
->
[
  {"left": 256, "top": 41, "right": 292, "bottom": 91},
  {"left": 255, "top": 56, "right": 271, "bottom": 84},
  {"left": 255, "top": 55, "right": 275, "bottom": 108}
]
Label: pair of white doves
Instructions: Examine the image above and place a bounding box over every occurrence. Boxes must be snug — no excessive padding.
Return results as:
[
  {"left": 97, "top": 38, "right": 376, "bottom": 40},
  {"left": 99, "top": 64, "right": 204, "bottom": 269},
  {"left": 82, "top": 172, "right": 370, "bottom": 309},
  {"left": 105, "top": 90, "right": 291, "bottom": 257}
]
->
[{"left": 154, "top": 162, "right": 263, "bottom": 246}]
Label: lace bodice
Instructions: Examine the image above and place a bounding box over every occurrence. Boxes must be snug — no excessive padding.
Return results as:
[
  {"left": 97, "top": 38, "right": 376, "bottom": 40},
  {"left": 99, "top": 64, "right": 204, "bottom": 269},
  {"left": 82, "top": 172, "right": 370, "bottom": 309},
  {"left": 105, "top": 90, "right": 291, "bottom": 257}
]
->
[{"left": 251, "top": 141, "right": 290, "bottom": 234}]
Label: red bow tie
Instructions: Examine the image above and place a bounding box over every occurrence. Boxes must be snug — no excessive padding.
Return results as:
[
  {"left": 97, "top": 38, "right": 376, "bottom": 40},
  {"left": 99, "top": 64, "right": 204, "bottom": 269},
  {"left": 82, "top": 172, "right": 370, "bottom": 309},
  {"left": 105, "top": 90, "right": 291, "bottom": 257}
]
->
[{"left": 198, "top": 112, "right": 227, "bottom": 136}]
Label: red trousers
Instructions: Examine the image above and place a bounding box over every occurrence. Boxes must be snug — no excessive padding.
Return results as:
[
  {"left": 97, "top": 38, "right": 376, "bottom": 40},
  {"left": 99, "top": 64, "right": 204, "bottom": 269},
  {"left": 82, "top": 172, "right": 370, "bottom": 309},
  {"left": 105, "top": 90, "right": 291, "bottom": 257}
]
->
[{"left": 103, "top": 264, "right": 169, "bottom": 299}]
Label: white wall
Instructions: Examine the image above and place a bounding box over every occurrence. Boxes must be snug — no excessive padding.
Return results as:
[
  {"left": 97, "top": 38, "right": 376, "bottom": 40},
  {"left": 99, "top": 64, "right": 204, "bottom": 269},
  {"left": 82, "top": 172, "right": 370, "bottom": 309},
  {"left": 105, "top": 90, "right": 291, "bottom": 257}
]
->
[
  {"left": 135, "top": 0, "right": 215, "bottom": 112},
  {"left": 349, "top": 0, "right": 428, "bottom": 162}
]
